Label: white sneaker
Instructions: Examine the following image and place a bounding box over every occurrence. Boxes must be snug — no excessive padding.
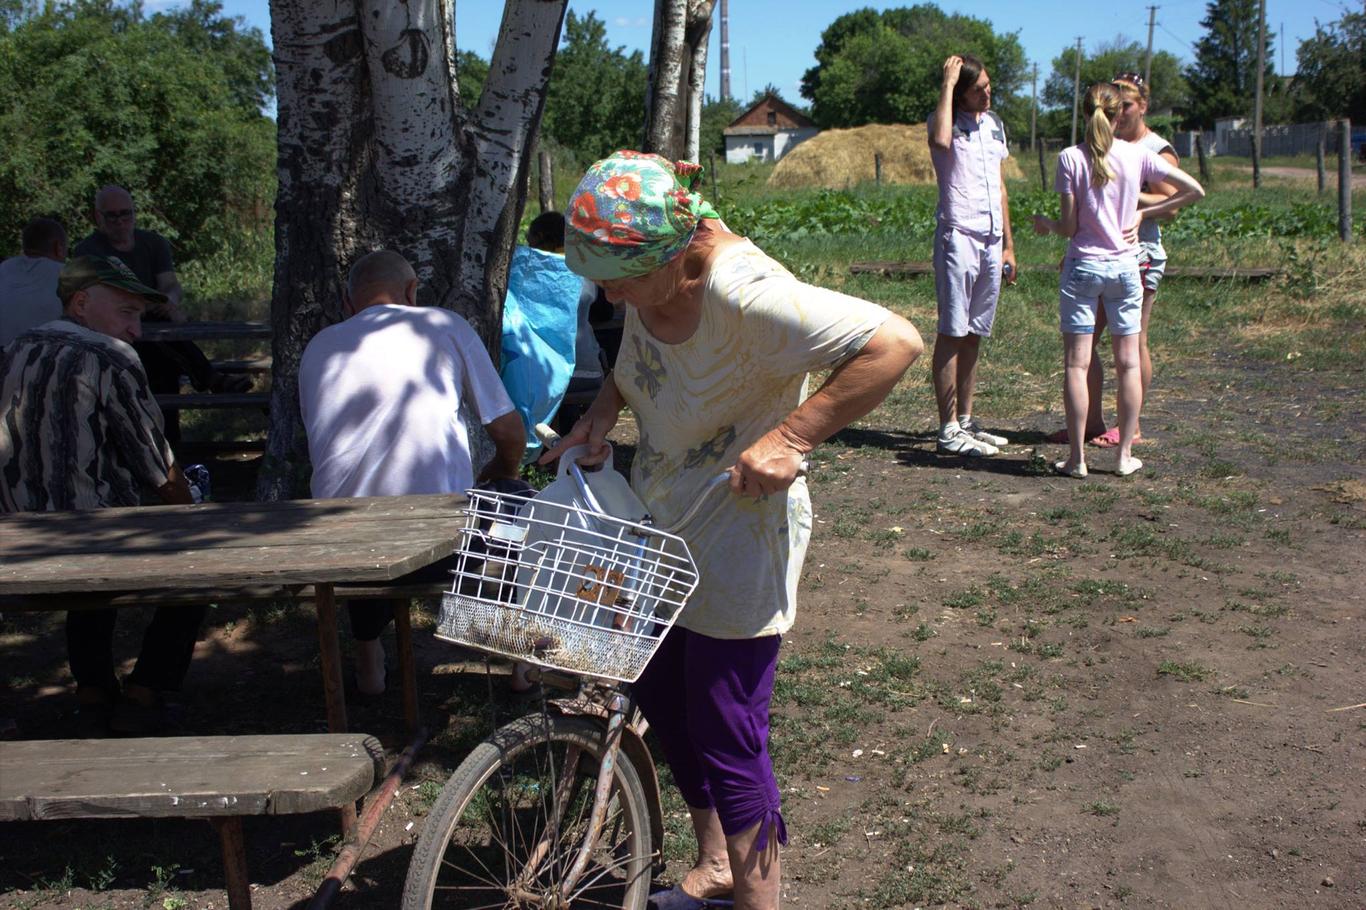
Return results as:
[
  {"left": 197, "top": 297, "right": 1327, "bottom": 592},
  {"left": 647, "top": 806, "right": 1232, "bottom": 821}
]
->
[
  {"left": 958, "top": 416, "right": 1009, "bottom": 447},
  {"left": 937, "top": 427, "right": 999, "bottom": 457}
]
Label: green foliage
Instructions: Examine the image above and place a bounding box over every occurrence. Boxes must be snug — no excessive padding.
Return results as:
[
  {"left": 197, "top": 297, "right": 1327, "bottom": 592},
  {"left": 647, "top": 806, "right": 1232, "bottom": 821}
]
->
[
  {"left": 1184, "top": 0, "right": 1277, "bottom": 128},
  {"left": 0, "top": 0, "right": 275, "bottom": 271},
  {"left": 699, "top": 96, "right": 744, "bottom": 158},
  {"left": 540, "top": 11, "right": 648, "bottom": 164},
  {"left": 1041, "top": 37, "right": 1188, "bottom": 134},
  {"left": 1293, "top": 4, "right": 1366, "bottom": 121},
  {"left": 798, "top": 5, "right": 1028, "bottom": 141},
  {"left": 456, "top": 49, "right": 489, "bottom": 111}
]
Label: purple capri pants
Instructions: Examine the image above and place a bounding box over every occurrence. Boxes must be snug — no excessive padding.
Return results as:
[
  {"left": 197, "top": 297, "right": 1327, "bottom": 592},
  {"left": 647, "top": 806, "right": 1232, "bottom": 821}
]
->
[{"left": 631, "top": 626, "right": 788, "bottom": 852}]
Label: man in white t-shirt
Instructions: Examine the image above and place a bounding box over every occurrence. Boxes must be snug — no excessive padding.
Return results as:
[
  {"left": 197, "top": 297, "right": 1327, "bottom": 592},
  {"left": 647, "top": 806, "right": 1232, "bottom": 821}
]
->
[
  {"left": 0, "top": 217, "right": 67, "bottom": 347},
  {"left": 299, "top": 249, "right": 524, "bottom": 694}
]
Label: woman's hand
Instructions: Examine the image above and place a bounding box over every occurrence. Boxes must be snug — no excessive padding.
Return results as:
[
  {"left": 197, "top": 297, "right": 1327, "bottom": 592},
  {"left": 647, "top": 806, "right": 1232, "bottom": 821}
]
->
[
  {"left": 539, "top": 408, "right": 616, "bottom": 467},
  {"left": 729, "top": 427, "right": 806, "bottom": 499},
  {"left": 1032, "top": 214, "right": 1053, "bottom": 236},
  {"left": 1122, "top": 208, "right": 1144, "bottom": 245}
]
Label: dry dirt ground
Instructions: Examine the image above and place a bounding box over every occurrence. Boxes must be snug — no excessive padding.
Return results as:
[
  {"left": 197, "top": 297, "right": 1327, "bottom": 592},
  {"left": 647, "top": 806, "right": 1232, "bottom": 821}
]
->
[{"left": 1, "top": 347, "right": 1363, "bottom": 910}]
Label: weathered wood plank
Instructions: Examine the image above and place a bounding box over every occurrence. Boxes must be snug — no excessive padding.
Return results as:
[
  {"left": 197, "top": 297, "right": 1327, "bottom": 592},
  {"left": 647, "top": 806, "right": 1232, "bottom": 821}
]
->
[
  {"left": 0, "top": 582, "right": 449, "bottom": 613},
  {"left": 0, "top": 735, "right": 383, "bottom": 821},
  {"left": 0, "top": 520, "right": 463, "bottom": 561},
  {"left": 0, "top": 493, "right": 466, "bottom": 532},
  {"left": 140, "top": 321, "right": 272, "bottom": 342},
  {"left": 155, "top": 393, "right": 271, "bottom": 410},
  {"left": 849, "top": 260, "right": 1282, "bottom": 280},
  {"left": 0, "top": 541, "right": 459, "bottom": 594},
  {"left": 213, "top": 358, "right": 273, "bottom": 373},
  {"left": 0, "top": 495, "right": 468, "bottom": 563}
]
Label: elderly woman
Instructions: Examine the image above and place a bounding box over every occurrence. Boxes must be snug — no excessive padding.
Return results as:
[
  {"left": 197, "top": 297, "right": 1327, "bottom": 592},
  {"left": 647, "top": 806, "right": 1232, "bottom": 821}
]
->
[{"left": 543, "top": 151, "right": 922, "bottom": 910}]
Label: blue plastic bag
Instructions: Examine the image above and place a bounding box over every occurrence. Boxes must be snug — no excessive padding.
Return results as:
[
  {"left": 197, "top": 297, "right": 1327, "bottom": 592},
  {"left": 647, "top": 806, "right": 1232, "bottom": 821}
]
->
[{"left": 501, "top": 246, "right": 581, "bottom": 454}]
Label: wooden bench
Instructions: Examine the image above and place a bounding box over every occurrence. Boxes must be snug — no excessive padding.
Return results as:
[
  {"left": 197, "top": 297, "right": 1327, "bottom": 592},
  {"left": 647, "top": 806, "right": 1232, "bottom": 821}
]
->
[
  {"left": 849, "top": 260, "right": 1283, "bottom": 280},
  {"left": 0, "top": 734, "right": 384, "bottom": 910}
]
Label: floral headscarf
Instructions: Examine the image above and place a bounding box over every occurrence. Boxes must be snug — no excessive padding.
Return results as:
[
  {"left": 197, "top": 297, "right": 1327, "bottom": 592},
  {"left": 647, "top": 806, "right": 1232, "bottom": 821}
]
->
[{"left": 564, "top": 150, "right": 721, "bottom": 281}]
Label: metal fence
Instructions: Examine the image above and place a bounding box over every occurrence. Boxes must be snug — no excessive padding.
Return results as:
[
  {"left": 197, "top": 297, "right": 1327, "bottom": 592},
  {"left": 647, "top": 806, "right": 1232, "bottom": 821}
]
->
[{"left": 1170, "top": 121, "right": 1348, "bottom": 159}]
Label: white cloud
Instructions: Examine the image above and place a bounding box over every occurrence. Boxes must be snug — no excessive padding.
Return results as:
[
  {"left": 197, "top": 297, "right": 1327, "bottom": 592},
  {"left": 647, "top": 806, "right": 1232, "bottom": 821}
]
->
[{"left": 612, "top": 16, "right": 649, "bottom": 28}]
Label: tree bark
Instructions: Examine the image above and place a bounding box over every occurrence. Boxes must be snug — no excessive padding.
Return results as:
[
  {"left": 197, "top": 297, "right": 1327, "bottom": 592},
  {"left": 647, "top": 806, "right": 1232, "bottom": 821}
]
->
[
  {"left": 643, "top": 0, "right": 688, "bottom": 157},
  {"left": 259, "top": 0, "right": 567, "bottom": 500},
  {"left": 681, "top": 0, "right": 715, "bottom": 162}
]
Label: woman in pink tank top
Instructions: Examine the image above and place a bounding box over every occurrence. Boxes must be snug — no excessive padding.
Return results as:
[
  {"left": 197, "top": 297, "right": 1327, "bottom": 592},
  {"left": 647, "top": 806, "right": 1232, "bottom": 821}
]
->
[{"left": 1033, "top": 83, "right": 1203, "bottom": 478}]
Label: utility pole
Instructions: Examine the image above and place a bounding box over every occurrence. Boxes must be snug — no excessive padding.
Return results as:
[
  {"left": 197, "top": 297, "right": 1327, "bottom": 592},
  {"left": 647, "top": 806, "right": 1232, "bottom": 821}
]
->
[
  {"left": 1030, "top": 62, "right": 1038, "bottom": 152},
  {"left": 719, "top": 0, "right": 731, "bottom": 102},
  {"left": 1070, "top": 37, "right": 1084, "bottom": 147},
  {"left": 1252, "top": 0, "right": 1266, "bottom": 188},
  {"left": 1144, "top": 6, "right": 1158, "bottom": 86}
]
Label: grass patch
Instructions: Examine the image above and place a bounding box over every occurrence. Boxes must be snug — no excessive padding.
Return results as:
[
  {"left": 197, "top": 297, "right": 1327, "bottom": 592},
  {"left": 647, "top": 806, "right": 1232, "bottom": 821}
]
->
[{"left": 1157, "top": 660, "right": 1215, "bottom": 682}]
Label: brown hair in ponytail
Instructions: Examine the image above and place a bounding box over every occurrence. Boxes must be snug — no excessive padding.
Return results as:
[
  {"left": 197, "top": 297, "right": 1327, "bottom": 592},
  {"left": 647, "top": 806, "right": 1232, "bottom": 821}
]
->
[{"left": 1082, "top": 82, "right": 1122, "bottom": 187}]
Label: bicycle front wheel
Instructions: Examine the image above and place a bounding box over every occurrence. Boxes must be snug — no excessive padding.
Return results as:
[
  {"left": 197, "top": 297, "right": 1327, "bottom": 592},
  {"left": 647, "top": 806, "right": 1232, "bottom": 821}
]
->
[{"left": 403, "top": 713, "right": 654, "bottom": 910}]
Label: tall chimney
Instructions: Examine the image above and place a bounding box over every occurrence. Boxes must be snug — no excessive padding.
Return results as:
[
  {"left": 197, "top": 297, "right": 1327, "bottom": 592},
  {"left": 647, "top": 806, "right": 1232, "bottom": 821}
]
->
[{"left": 720, "top": 0, "right": 731, "bottom": 102}]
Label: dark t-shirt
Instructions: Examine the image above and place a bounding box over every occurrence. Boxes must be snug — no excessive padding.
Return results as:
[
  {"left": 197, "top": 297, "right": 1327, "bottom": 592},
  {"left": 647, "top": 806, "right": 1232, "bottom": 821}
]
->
[{"left": 73, "top": 229, "right": 174, "bottom": 287}]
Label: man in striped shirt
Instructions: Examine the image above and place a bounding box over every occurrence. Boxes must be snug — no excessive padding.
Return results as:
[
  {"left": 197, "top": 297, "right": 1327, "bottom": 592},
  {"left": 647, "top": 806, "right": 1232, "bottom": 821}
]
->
[{"left": 1, "top": 255, "right": 201, "bottom": 734}]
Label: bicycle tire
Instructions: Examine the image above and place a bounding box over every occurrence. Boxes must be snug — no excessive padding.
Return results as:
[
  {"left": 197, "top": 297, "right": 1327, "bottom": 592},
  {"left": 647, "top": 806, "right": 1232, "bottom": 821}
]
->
[{"left": 402, "top": 713, "right": 654, "bottom": 910}]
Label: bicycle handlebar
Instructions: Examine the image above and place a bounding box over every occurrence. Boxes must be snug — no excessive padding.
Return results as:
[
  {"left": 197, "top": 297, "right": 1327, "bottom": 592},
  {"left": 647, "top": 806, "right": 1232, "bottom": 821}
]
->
[{"left": 533, "top": 423, "right": 809, "bottom": 535}]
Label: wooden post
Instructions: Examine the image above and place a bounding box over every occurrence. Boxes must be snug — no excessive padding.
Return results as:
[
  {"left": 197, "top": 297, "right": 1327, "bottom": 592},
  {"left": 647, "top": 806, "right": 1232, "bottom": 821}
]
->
[
  {"left": 314, "top": 583, "right": 348, "bottom": 735},
  {"left": 1038, "top": 140, "right": 1047, "bottom": 191},
  {"left": 1069, "top": 37, "right": 1083, "bottom": 147},
  {"left": 1317, "top": 122, "right": 1327, "bottom": 193},
  {"left": 874, "top": 152, "right": 883, "bottom": 187},
  {"left": 1195, "top": 133, "right": 1210, "bottom": 184},
  {"left": 1340, "top": 119, "right": 1353, "bottom": 243},
  {"left": 538, "top": 148, "right": 553, "bottom": 213},
  {"left": 212, "top": 817, "right": 253, "bottom": 910},
  {"left": 708, "top": 150, "right": 718, "bottom": 200},
  {"left": 393, "top": 600, "right": 419, "bottom": 735},
  {"left": 1030, "top": 62, "right": 1037, "bottom": 152},
  {"left": 1252, "top": 0, "right": 1266, "bottom": 188}
]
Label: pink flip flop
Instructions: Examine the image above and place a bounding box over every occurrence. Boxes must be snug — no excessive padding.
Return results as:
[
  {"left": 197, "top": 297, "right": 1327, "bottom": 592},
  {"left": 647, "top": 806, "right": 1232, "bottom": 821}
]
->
[{"left": 1088, "top": 427, "right": 1121, "bottom": 448}]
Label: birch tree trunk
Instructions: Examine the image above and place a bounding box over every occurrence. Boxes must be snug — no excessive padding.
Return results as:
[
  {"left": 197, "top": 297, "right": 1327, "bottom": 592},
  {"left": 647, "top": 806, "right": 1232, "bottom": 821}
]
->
[
  {"left": 681, "top": 0, "right": 715, "bottom": 162},
  {"left": 643, "top": 0, "right": 687, "bottom": 157},
  {"left": 644, "top": 0, "right": 715, "bottom": 161},
  {"left": 259, "top": 0, "right": 568, "bottom": 500}
]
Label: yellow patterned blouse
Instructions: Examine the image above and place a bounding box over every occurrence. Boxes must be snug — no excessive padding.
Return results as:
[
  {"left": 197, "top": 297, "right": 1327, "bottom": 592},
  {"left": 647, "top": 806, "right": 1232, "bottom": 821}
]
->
[{"left": 613, "top": 240, "right": 890, "bottom": 639}]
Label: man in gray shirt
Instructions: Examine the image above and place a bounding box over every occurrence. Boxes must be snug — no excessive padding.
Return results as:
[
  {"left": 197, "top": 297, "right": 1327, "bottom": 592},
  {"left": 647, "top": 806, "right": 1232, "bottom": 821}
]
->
[{"left": 0, "top": 217, "right": 67, "bottom": 347}]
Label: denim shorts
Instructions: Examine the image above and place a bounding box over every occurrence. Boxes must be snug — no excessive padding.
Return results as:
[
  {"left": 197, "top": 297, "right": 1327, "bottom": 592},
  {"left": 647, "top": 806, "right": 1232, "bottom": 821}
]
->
[{"left": 1059, "top": 256, "right": 1144, "bottom": 336}]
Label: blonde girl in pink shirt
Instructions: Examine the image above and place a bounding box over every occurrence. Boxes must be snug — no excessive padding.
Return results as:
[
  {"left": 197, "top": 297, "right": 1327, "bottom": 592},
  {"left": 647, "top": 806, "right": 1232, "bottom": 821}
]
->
[{"left": 1033, "top": 83, "right": 1203, "bottom": 478}]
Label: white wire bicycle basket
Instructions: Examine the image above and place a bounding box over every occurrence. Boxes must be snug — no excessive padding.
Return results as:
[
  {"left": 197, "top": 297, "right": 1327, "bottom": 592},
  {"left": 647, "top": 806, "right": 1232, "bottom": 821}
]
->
[{"left": 436, "top": 464, "right": 701, "bottom": 683}]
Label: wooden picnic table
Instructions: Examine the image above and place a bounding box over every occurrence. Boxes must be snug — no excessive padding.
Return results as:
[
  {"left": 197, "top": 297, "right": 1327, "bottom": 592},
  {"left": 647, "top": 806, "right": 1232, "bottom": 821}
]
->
[
  {"left": 0, "top": 493, "right": 467, "bottom": 736},
  {"left": 139, "top": 320, "right": 272, "bottom": 343}
]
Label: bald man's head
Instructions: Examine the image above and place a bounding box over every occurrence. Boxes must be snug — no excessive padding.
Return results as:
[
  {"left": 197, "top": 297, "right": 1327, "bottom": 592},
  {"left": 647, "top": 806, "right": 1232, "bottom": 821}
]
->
[{"left": 344, "top": 250, "right": 418, "bottom": 314}]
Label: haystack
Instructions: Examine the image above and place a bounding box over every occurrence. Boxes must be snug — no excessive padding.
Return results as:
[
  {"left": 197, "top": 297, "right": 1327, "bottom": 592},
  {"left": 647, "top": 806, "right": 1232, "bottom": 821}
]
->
[{"left": 768, "top": 122, "right": 1022, "bottom": 189}]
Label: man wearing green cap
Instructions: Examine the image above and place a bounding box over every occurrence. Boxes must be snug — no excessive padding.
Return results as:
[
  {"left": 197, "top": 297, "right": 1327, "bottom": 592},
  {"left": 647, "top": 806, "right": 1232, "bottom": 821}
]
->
[{"left": 0, "top": 255, "right": 203, "bottom": 734}]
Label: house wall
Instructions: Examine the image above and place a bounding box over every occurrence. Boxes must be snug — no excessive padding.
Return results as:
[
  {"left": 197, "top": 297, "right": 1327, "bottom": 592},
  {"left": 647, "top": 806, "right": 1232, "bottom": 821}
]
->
[
  {"left": 725, "top": 135, "right": 776, "bottom": 164},
  {"left": 773, "top": 127, "right": 819, "bottom": 159}
]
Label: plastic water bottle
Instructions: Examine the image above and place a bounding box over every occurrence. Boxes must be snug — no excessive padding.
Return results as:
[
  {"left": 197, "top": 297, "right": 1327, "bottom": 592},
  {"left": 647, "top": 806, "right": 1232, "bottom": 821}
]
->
[{"left": 185, "top": 464, "right": 212, "bottom": 503}]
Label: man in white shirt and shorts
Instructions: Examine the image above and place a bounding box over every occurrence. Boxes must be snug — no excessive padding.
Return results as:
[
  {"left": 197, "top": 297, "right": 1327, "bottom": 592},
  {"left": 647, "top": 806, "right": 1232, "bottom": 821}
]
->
[{"left": 927, "top": 53, "right": 1017, "bottom": 457}]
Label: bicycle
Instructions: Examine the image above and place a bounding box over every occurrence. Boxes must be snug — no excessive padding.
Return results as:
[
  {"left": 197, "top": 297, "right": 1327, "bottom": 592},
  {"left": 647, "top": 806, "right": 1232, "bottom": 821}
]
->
[{"left": 403, "top": 447, "right": 730, "bottom": 910}]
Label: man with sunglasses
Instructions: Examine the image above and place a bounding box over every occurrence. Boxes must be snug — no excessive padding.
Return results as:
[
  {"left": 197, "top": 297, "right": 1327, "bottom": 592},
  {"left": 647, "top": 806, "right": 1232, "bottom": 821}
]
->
[{"left": 73, "top": 185, "right": 249, "bottom": 447}]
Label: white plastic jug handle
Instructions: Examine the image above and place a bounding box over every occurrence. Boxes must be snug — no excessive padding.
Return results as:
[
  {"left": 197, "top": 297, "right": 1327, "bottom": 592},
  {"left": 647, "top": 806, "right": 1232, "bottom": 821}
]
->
[{"left": 555, "top": 443, "right": 614, "bottom": 480}]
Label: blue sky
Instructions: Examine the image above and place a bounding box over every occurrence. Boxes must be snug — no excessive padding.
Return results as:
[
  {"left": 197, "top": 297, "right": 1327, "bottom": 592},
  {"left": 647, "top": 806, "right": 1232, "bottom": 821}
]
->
[{"left": 210, "top": 0, "right": 1350, "bottom": 103}]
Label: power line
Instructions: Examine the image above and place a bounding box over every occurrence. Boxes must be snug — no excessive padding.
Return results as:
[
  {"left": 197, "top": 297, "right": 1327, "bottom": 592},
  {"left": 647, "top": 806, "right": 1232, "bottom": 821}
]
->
[{"left": 1157, "top": 22, "right": 1197, "bottom": 52}]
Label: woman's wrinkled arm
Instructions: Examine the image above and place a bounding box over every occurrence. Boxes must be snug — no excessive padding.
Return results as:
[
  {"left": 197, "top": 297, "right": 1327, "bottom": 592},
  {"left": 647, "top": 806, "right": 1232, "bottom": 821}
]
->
[{"left": 732, "top": 315, "right": 924, "bottom": 498}]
